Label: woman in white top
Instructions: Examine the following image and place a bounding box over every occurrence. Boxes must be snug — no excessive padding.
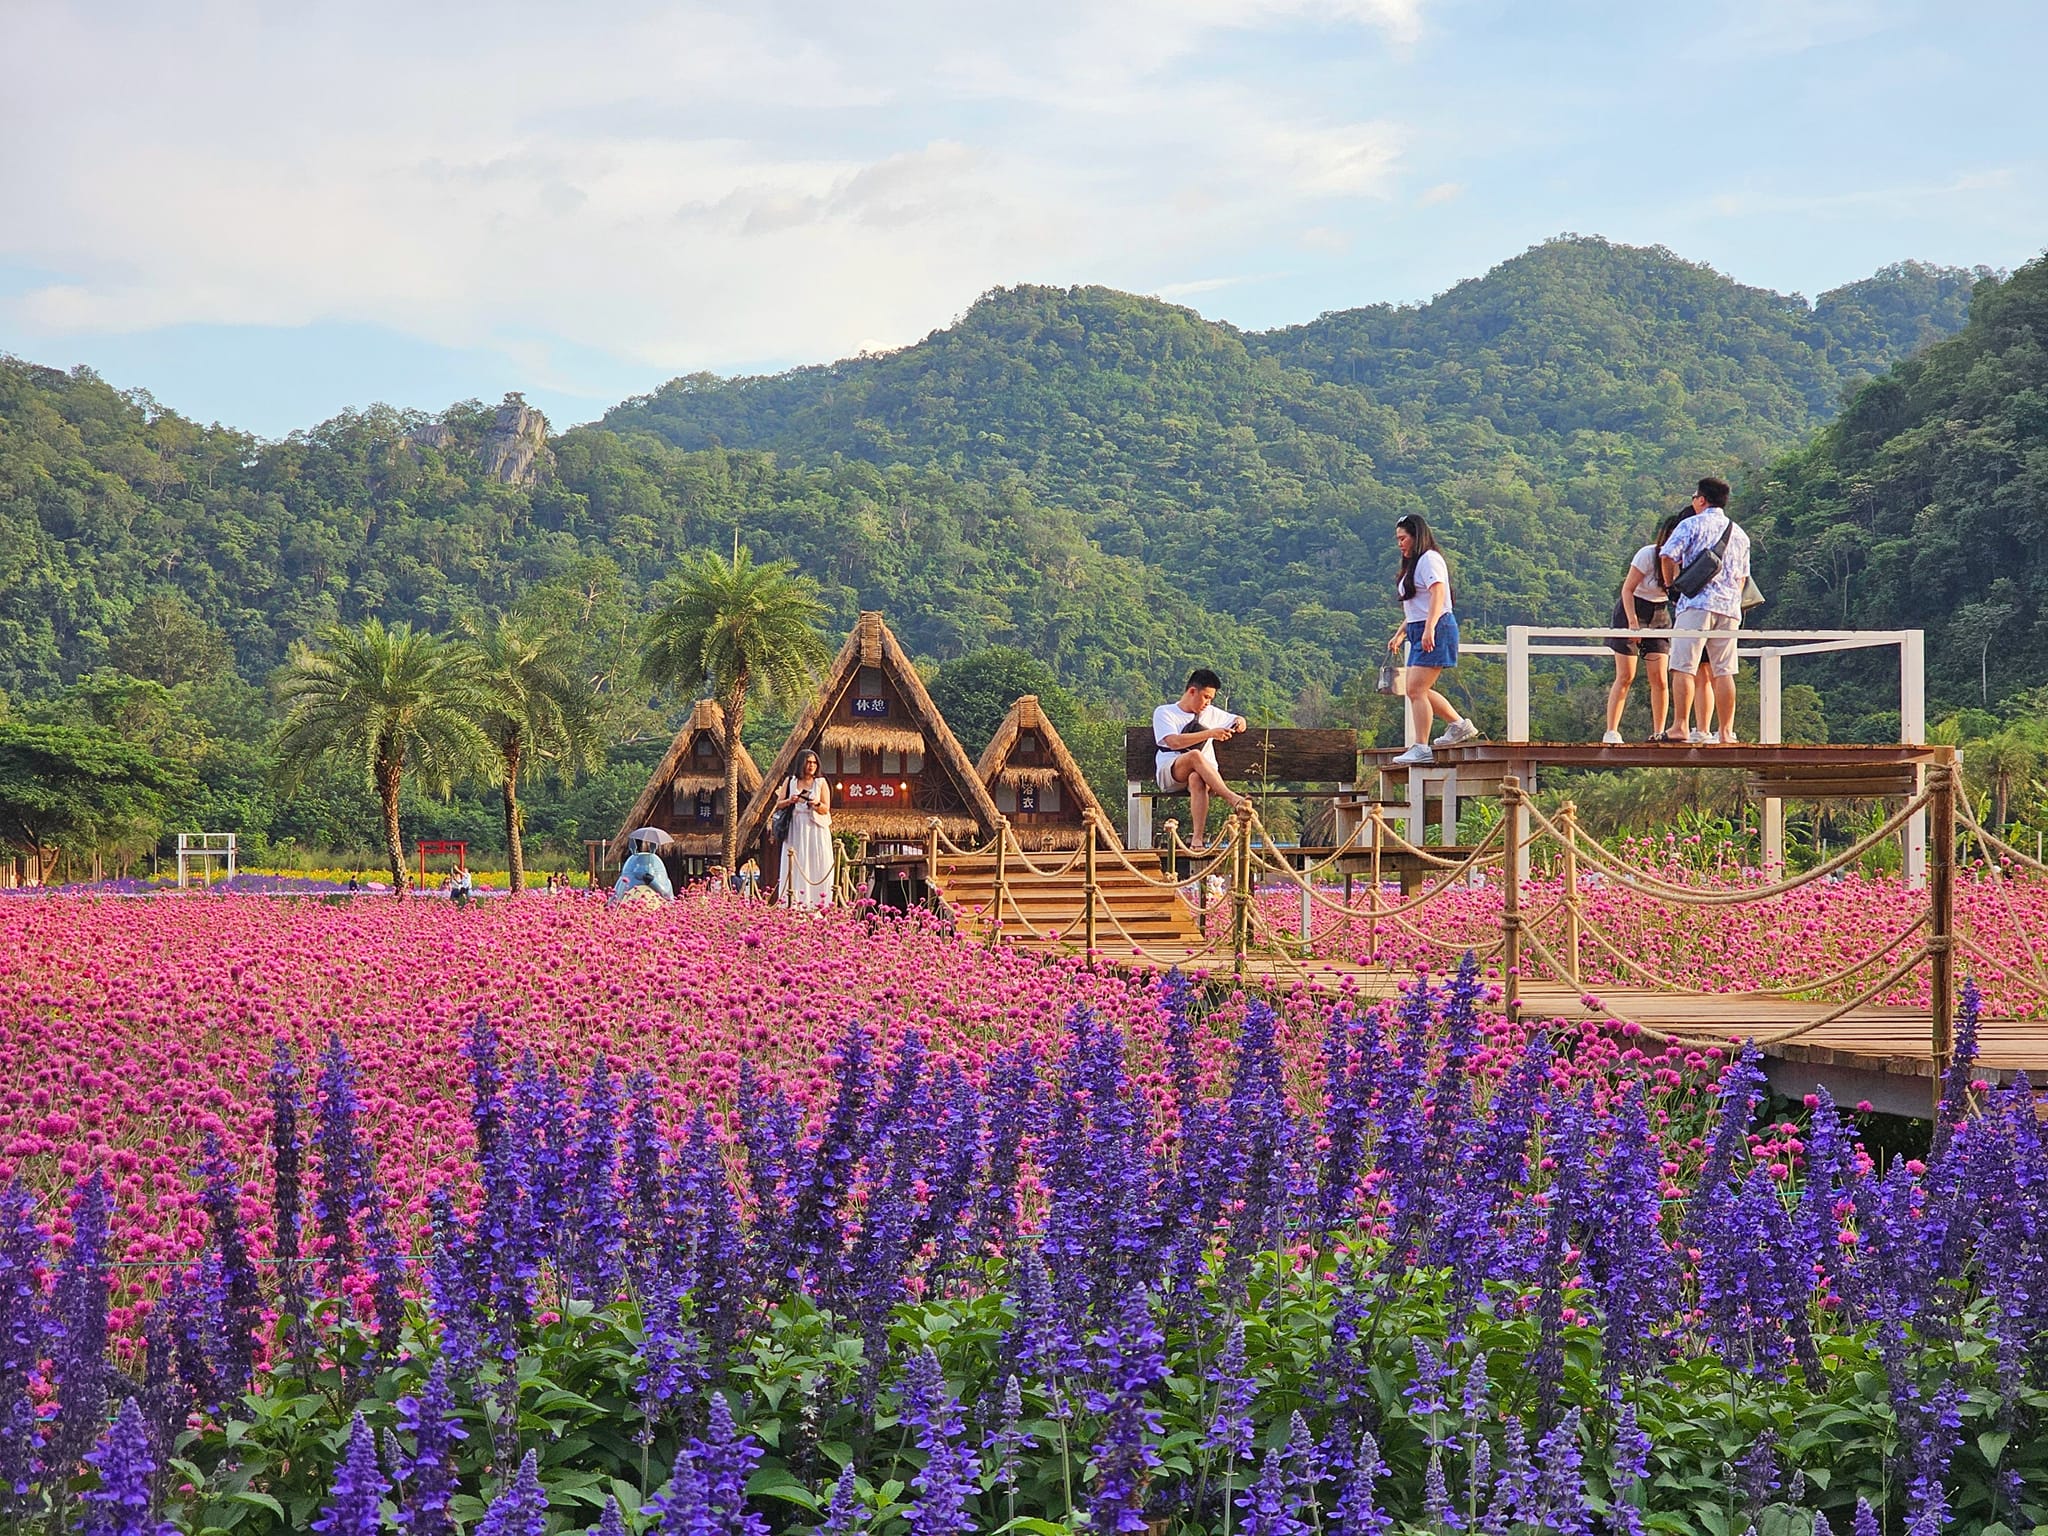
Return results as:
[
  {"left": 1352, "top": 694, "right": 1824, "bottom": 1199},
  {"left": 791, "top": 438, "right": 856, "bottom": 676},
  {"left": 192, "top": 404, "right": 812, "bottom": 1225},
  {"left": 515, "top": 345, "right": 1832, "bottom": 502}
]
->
[
  {"left": 1602, "top": 513, "right": 1684, "bottom": 743},
  {"left": 1386, "top": 515, "right": 1480, "bottom": 767},
  {"left": 774, "top": 750, "right": 834, "bottom": 910}
]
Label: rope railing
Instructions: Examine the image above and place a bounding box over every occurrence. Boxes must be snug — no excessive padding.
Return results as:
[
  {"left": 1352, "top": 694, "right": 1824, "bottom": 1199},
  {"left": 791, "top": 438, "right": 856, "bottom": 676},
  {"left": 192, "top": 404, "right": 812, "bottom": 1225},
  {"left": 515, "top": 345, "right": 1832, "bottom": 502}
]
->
[{"left": 1523, "top": 790, "right": 1933, "bottom": 907}]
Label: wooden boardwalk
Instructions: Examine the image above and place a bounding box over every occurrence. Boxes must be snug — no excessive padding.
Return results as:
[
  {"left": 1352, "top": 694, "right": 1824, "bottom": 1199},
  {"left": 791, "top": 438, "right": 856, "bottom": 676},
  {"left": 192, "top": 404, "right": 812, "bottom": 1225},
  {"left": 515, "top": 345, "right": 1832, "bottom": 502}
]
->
[{"left": 1009, "top": 940, "right": 2045, "bottom": 1118}]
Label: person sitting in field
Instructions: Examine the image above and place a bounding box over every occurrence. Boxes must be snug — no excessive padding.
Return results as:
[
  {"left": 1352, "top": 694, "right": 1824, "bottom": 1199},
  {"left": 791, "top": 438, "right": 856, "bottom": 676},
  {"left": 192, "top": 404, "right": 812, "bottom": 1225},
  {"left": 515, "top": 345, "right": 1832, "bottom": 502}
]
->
[
  {"left": 1153, "top": 668, "right": 1251, "bottom": 851},
  {"left": 612, "top": 834, "right": 676, "bottom": 906}
]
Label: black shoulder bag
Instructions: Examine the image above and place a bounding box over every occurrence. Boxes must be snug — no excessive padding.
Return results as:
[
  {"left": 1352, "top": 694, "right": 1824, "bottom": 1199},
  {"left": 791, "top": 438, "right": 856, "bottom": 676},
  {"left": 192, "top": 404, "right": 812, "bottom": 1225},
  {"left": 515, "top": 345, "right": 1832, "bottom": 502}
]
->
[{"left": 1672, "top": 522, "right": 1735, "bottom": 601}]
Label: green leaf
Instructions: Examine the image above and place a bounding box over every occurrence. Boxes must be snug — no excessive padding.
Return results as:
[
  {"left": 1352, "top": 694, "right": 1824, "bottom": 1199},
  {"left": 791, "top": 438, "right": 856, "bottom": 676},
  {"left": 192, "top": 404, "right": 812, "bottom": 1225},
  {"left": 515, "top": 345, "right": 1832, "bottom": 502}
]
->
[
  {"left": 1981, "top": 1429, "right": 2013, "bottom": 1465},
  {"left": 746, "top": 1468, "right": 820, "bottom": 1512},
  {"left": 225, "top": 1491, "right": 287, "bottom": 1520}
]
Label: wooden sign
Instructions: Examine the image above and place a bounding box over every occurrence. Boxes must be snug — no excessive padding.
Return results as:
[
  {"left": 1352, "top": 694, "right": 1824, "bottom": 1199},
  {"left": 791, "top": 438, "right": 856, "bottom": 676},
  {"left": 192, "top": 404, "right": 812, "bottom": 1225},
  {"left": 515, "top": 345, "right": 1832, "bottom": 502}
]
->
[{"left": 851, "top": 696, "right": 891, "bottom": 718}]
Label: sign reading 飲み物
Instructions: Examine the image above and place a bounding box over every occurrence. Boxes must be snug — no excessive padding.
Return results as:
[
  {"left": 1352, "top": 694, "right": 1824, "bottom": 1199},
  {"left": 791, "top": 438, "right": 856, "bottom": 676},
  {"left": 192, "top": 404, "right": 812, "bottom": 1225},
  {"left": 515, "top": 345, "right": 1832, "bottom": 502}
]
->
[{"left": 838, "top": 779, "right": 909, "bottom": 802}]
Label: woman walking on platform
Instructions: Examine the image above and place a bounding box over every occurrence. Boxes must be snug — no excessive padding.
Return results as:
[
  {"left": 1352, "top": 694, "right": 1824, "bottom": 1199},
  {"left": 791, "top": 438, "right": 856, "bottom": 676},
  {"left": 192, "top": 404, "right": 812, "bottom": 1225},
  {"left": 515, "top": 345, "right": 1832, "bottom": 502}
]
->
[
  {"left": 1387, "top": 515, "right": 1481, "bottom": 767},
  {"left": 1602, "top": 513, "right": 1684, "bottom": 743}
]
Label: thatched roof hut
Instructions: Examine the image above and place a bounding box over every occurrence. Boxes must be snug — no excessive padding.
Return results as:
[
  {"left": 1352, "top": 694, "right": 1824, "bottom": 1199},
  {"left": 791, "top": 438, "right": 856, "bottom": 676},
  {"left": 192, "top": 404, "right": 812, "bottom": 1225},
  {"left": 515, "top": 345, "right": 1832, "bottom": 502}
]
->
[
  {"left": 608, "top": 698, "right": 763, "bottom": 863},
  {"left": 974, "top": 694, "right": 1110, "bottom": 850},
  {"left": 736, "top": 612, "right": 1001, "bottom": 853}
]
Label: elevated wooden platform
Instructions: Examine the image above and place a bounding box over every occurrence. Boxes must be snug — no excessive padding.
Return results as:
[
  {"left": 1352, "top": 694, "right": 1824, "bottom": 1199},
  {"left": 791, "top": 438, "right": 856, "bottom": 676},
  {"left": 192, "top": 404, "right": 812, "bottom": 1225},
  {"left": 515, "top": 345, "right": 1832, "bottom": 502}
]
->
[{"left": 1082, "top": 948, "right": 2042, "bottom": 1118}]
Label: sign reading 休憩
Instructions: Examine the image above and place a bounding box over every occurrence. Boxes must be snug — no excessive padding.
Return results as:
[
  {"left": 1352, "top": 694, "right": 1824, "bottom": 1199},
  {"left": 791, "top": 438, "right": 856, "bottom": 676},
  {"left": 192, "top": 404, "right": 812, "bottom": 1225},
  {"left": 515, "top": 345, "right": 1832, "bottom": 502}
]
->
[{"left": 851, "top": 697, "right": 890, "bottom": 718}]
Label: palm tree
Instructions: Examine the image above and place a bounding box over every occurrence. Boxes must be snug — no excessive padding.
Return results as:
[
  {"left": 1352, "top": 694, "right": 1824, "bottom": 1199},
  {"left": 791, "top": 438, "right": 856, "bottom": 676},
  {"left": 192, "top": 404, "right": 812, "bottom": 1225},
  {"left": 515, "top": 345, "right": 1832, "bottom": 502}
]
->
[
  {"left": 1965, "top": 727, "right": 2042, "bottom": 835},
  {"left": 461, "top": 614, "right": 602, "bottom": 895},
  {"left": 273, "top": 618, "right": 491, "bottom": 894},
  {"left": 639, "top": 548, "right": 830, "bottom": 870}
]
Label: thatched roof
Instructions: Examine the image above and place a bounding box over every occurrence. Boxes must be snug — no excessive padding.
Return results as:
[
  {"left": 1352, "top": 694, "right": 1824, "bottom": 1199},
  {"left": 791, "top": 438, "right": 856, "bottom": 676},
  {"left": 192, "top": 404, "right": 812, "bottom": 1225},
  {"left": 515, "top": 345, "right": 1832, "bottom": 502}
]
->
[
  {"left": 973, "top": 695, "right": 1109, "bottom": 839},
  {"left": 609, "top": 698, "right": 762, "bottom": 862},
  {"left": 819, "top": 723, "right": 927, "bottom": 757},
  {"left": 736, "top": 612, "right": 1001, "bottom": 852}
]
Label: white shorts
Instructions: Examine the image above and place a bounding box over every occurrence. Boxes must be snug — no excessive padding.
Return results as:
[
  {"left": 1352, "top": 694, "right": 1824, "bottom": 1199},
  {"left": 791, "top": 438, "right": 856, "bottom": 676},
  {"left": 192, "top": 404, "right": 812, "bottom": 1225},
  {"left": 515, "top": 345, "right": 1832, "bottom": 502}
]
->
[
  {"left": 1156, "top": 744, "right": 1216, "bottom": 792},
  {"left": 1669, "top": 607, "right": 1740, "bottom": 677}
]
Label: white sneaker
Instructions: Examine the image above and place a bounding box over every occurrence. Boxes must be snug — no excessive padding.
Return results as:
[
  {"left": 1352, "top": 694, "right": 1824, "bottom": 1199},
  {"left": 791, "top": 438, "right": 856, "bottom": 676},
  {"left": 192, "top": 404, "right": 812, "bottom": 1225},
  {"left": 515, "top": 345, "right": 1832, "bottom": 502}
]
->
[
  {"left": 1390, "top": 743, "right": 1435, "bottom": 766},
  {"left": 1714, "top": 731, "right": 1739, "bottom": 745},
  {"left": 1436, "top": 718, "right": 1483, "bottom": 747},
  {"left": 1687, "top": 729, "right": 1711, "bottom": 745},
  {"left": 1601, "top": 730, "right": 1624, "bottom": 745}
]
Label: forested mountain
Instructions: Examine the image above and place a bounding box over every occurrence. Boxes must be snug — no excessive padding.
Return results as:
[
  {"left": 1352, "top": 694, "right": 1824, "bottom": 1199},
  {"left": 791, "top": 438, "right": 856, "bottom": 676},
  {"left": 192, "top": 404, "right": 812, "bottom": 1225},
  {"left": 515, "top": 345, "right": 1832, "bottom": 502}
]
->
[
  {"left": 604, "top": 239, "right": 1988, "bottom": 668},
  {"left": 1753, "top": 249, "right": 2048, "bottom": 714}
]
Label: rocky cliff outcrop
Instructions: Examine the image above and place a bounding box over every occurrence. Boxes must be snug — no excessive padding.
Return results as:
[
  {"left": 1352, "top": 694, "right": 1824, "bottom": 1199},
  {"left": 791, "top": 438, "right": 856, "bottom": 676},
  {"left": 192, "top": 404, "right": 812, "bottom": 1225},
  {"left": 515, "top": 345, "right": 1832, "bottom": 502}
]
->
[{"left": 482, "top": 397, "right": 552, "bottom": 486}]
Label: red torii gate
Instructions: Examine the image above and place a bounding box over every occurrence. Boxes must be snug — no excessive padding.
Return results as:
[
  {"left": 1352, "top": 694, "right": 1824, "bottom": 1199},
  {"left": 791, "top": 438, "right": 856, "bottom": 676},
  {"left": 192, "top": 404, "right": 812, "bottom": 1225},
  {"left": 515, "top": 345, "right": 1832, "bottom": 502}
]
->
[{"left": 417, "top": 839, "right": 467, "bottom": 888}]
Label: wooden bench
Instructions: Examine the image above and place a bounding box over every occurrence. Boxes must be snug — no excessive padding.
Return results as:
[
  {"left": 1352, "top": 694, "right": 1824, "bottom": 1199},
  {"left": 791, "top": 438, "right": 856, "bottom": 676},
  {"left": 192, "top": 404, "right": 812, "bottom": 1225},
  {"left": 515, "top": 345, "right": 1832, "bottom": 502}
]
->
[{"left": 1123, "top": 726, "right": 1359, "bottom": 849}]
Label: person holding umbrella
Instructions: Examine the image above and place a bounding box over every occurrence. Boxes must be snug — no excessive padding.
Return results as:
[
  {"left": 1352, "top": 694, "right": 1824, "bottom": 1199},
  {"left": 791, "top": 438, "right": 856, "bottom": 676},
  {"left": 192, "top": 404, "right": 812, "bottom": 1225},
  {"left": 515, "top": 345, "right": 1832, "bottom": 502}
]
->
[{"left": 612, "top": 827, "right": 677, "bottom": 905}]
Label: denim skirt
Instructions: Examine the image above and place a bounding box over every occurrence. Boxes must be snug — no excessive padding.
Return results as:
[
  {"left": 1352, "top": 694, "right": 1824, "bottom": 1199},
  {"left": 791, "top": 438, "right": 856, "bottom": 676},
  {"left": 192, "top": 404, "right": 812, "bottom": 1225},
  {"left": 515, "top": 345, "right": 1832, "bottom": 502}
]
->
[{"left": 1405, "top": 612, "right": 1459, "bottom": 669}]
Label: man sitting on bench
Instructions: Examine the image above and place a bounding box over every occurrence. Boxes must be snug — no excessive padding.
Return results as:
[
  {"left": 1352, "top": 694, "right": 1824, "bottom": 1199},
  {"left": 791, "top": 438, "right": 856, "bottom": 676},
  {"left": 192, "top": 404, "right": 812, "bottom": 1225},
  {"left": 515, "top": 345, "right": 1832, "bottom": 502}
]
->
[{"left": 1154, "top": 669, "right": 1252, "bottom": 849}]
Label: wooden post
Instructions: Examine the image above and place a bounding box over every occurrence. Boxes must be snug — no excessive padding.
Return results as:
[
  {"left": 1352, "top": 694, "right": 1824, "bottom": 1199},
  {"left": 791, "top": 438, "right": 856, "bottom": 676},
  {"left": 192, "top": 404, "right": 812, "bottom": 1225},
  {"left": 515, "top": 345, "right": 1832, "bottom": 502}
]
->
[
  {"left": 1231, "top": 808, "right": 1252, "bottom": 980},
  {"left": 1368, "top": 803, "right": 1384, "bottom": 964},
  {"left": 1561, "top": 801, "right": 1581, "bottom": 986},
  {"left": 925, "top": 818, "right": 941, "bottom": 906},
  {"left": 993, "top": 817, "right": 1009, "bottom": 936},
  {"left": 1502, "top": 775, "right": 1523, "bottom": 1018},
  {"left": 1928, "top": 761, "right": 1957, "bottom": 1111},
  {"left": 1083, "top": 814, "right": 1100, "bottom": 969}
]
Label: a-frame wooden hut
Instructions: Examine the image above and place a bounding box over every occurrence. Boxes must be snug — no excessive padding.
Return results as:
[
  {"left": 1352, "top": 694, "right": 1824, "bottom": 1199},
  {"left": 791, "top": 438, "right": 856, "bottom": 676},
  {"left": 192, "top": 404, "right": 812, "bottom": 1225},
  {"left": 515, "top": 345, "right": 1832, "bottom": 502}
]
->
[
  {"left": 609, "top": 698, "right": 763, "bottom": 869},
  {"left": 736, "top": 612, "right": 1001, "bottom": 856},
  {"left": 974, "top": 695, "right": 1109, "bottom": 850}
]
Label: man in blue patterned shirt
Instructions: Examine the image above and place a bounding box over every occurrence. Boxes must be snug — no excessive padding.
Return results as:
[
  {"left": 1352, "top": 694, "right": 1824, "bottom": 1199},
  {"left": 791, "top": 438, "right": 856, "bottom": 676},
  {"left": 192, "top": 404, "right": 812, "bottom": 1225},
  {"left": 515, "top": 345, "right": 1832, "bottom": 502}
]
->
[{"left": 1659, "top": 476, "right": 1752, "bottom": 745}]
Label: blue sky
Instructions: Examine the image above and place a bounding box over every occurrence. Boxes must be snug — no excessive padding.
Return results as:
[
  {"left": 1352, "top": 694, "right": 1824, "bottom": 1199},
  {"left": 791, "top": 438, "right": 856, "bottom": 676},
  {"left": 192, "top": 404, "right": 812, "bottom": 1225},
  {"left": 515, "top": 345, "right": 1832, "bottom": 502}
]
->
[{"left": 4, "top": 0, "right": 2043, "bottom": 438}]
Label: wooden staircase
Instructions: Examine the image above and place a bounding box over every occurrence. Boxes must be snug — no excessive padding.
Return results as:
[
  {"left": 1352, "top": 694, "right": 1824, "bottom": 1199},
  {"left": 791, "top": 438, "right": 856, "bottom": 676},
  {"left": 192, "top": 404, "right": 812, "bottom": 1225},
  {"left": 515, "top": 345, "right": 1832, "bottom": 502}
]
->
[{"left": 929, "top": 846, "right": 1210, "bottom": 952}]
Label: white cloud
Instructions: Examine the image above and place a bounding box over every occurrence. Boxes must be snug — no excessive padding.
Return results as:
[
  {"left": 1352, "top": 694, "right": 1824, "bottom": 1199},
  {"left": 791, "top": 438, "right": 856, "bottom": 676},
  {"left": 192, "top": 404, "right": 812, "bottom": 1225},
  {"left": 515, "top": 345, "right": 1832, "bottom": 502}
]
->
[
  {"left": 0, "top": 0, "right": 1423, "bottom": 375},
  {"left": 1419, "top": 180, "right": 1463, "bottom": 205}
]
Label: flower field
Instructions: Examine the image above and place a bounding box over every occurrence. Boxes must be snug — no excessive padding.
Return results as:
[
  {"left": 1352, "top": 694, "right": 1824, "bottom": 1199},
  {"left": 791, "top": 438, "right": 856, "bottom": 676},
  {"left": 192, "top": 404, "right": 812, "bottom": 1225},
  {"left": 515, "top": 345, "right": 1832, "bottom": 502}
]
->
[{"left": 0, "top": 894, "right": 2043, "bottom": 1534}]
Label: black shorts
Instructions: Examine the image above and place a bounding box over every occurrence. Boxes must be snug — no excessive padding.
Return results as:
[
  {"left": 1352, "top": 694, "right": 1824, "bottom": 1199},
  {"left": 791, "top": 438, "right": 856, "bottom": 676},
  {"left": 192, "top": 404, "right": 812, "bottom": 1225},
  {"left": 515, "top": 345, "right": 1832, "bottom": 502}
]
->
[{"left": 1607, "top": 596, "right": 1671, "bottom": 657}]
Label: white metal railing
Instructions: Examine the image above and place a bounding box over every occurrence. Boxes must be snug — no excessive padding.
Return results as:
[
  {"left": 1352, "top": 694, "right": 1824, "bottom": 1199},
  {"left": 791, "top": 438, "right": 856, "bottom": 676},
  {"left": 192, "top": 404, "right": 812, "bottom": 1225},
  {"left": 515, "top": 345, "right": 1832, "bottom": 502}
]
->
[{"left": 1451, "top": 626, "right": 1927, "bottom": 886}]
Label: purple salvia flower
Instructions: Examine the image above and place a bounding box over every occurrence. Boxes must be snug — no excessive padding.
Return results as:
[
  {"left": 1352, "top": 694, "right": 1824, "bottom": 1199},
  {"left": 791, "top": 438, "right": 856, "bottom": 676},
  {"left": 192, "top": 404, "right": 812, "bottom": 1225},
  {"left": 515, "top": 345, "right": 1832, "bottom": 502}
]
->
[
  {"left": 1736, "top": 1428, "right": 1781, "bottom": 1514},
  {"left": 1932, "top": 977, "right": 1983, "bottom": 1156},
  {"left": 1316, "top": 1004, "right": 1371, "bottom": 1236},
  {"left": 899, "top": 1347, "right": 978, "bottom": 1536},
  {"left": 1329, "top": 1431, "right": 1391, "bottom": 1536},
  {"left": 973, "top": 1045, "right": 1040, "bottom": 1252},
  {"left": 1532, "top": 1409, "right": 1590, "bottom": 1536},
  {"left": 916, "top": 1062, "right": 982, "bottom": 1285},
  {"left": 1683, "top": 1040, "right": 1766, "bottom": 1260},
  {"left": 195, "top": 1133, "right": 262, "bottom": 1391},
  {"left": 1486, "top": 1416, "right": 1533, "bottom": 1532},
  {"left": 1084, "top": 1287, "right": 1167, "bottom": 1534},
  {"left": 394, "top": 1359, "right": 466, "bottom": 1536},
  {"left": 423, "top": 1192, "right": 483, "bottom": 1379},
  {"left": 1221, "top": 1000, "right": 1295, "bottom": 1297},
  {"left": 1204, "top": 1322, "right": 1257, "bottom": 1459},
  {"left": 623, "top": 1067, "right": 667, "bottom": 1252},
  {"left": 789, "top": 1021, "right": 877, "bottom": 1288},
  {"left": 1444, "top": 1029, "right": 1552, "bottom": 1309},
  {"left": 475, "top": 1447, "right": 548, "bottom": 1536},
  {"left": 816, "top": 1463, "right": 865, "bottom": 1535},
  {"left": 0, "top": 1183, "right": 45, "bottom": 1516},
  {"left": 314, "top": 1031, "right": 369, "bottom": 1296},
  {"left": 1853, "top": 1499, "right": 1881, "bottom": 1536},
  {"left": 510, "top": 1052, "right": 569, "bottom": 1254},
  {"left": 269, "top": 1039, "right": 310, "bottom": 1356},
  {"left": 1529, "top": 1084, "right": 1592, "bottom": 1431},
  {"left": 734, "top": 1060, "right": 796, "bottom": 1289},
  {"left": 1404, "top": 1335, "right": 1452, "bottom": 1446},
  {"left": 1237, "top": 1445, "right": 1312, "bottom": 1536},
  {"left": 1424, "top": 1448, "right": 1463, "bottom": 1531},
  {"left": 982, "top": 1374, "right": 1034, "bottom": 1490},
  {"left": 648, "top": 1456, "right": 716, "bottom": 1536},
  {"left": 690, "top": 1393, "right": 768, "bottom": 1536},
  {"left": 590, "top": 1497, "right": 631, "bottom": 1536},
  {"left": 80, "top": 1397, "right": 174, "bottom": 1536},
  {"left": 362, "top": 1179, "right": 409, "bottom": 1364},
  {"left": 1590, "top": 1082, "right": 1671, "bottom": 1384},
  {"left": 564, "top": 1054, "right": 624, "bottom": 1303},
  {"left": 311, "top": 1411, "right": 389, "bottom": 1536},
  {"left": 677, "top": 1105, "right": 745, "bottom": 1355},
  {"left": 49, "top": 1171, "right": 113, "bottom": 1476}
]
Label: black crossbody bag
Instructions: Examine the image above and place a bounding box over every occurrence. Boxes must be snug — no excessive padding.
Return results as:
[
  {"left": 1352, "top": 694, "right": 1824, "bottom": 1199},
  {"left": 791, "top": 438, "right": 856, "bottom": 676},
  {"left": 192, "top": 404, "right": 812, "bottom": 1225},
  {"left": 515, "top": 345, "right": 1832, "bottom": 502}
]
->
[{"left": 1672, "top": 521, "right": 1735, "bottom": 601}]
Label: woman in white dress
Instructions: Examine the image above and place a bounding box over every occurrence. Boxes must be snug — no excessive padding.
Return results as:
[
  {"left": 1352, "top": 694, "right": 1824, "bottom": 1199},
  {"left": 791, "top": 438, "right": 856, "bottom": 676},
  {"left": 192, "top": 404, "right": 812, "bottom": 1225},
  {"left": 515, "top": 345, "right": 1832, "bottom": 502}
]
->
[{"left": 776, "top": 750, "right": 834, "bottom": 910}]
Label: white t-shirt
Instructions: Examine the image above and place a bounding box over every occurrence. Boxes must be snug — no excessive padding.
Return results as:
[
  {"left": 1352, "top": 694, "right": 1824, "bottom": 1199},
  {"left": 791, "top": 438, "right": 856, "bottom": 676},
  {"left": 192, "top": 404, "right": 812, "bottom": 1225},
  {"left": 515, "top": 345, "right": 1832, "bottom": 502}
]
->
[
  {"left": 1153, "top": 700, "right": 1239, "bottom": 784},
  {"left": 1629, "top": 544, "right": 1669, "bottom": 604},
  {"left": 1401, "top": 549, "right": 1451, "bottom": 624}
]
